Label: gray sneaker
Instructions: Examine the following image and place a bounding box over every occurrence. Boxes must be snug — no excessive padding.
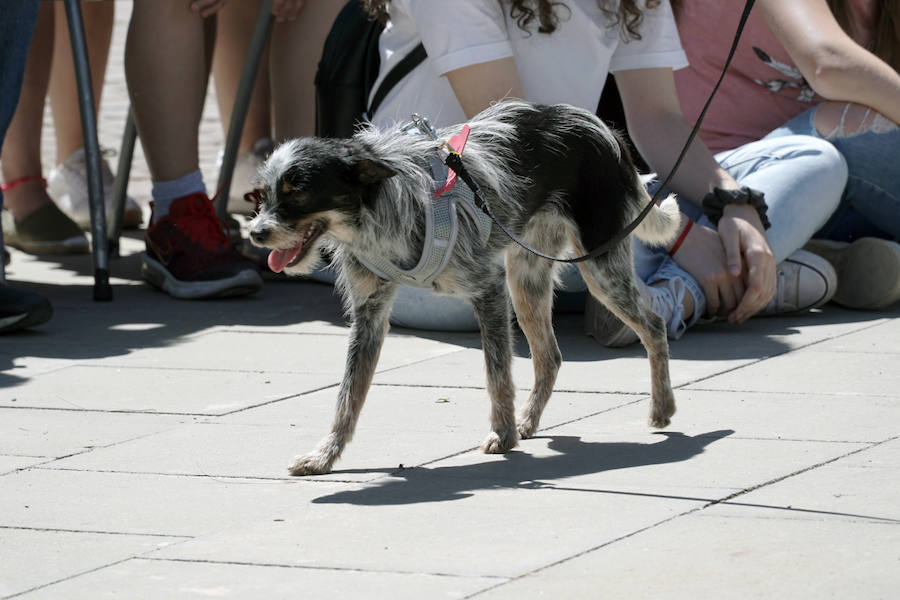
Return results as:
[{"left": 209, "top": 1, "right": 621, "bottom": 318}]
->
[
  {"left": 804, "top": 238, "right": 900, "bottom": 310},
  {"left": 586, "top": 277, "right": 688, "bottom": 347},
  {"left": 759, "top": 249, "right": 837, "bottom": 315}
]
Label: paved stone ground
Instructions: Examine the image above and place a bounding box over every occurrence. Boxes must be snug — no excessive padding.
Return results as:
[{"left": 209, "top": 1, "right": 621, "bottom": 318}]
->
[{"left": 2, "top": 4, "right": 899, "bottom": 599}]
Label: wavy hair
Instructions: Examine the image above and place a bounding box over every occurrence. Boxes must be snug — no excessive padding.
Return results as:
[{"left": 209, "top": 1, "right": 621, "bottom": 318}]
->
[{"left": 362, "top": 0, "right": 661, "bottom": 40}]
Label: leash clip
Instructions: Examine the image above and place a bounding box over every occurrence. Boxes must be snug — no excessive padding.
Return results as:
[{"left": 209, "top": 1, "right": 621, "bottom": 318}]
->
[{"left": 411, "top": 113, "right": 439, "bottom": 141}]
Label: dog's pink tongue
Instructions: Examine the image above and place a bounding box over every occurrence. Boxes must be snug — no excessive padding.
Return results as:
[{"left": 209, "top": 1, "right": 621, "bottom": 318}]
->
[{"left": 267, "top": 243, "right": 303, "bottom": 273}]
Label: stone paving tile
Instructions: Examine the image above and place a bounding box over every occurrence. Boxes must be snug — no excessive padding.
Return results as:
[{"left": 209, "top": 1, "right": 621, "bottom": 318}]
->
[
  {"left": 58, "top": 329, "right": 466, "bottom": 376},
  {"left": 0, "top": 469, "right": 345, "bottom": 538},
  {"left": 19, "top": 557, "right": 500, "bottom": 600},
  {"left": 0, "top": 366, "right": 338, "bottom": 414},
  {"left": 418, "top": 423, "right": 865, "bottom": 498},
  {"left": 685, "top": 344, "right": 900, "bottom": 397},
  {"left": 710, "top": 437, "right": 900, "bottom": 523},
  {"left": 0, "top": 528, "right": 186, "bottom": 599},
  {"left": 0, "top": 408, "right": 187, "bottom": 458},
  {"left": 374, "top": 311, "right": 888, "bottom": 394},
  {"left": 475, "top": 512, "right": 900, "bottom": 599},
  {"left": 150, "top": 484, "right": 707, "bottom": 580},
  {"left": 659, "top": 388, "right": 899, "bottom": 443},
  {"left": 43, "top": 387, "right": 633, "bottom": 481},
  {"left": 0, "top": 456, "right": 44, "bottom": 476}
]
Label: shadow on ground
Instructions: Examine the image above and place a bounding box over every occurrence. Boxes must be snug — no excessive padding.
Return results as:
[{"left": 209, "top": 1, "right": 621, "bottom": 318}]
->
[{"left": 313, "top": 430, "right": 733, "bottom": 505}]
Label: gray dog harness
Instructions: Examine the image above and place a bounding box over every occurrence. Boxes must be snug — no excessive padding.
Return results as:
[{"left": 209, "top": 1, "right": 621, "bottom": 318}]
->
[{"left": 356, "top": 125, "right": 492, "bottom": 288}]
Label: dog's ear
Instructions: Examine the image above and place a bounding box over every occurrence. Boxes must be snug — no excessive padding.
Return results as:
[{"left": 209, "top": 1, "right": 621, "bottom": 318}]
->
[
  {"left": 357, "top": 158, "right": 397, "bottom": 183},
  {"left": 349, "top": 157, "right": 397, "bottom": 185},
  {"left": 342, "top": 142, "right": 396, "bottom": 185}
]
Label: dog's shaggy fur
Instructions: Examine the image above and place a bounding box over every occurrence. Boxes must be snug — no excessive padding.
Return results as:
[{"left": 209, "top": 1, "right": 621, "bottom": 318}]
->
[{"left": 249, "top": 101, "right": 680, "bottom": 475}]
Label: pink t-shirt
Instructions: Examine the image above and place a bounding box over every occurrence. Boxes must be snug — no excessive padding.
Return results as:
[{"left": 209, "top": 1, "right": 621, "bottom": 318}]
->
[{"left": 674, "top": 0, "right": 878, "bottom": 153}]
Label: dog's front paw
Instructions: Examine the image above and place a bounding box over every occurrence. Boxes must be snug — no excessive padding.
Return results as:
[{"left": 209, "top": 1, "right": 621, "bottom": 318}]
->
[
  {"left": 648, "top": 391, "right": 676, "bottom": 429},
  {"left": 288, "top": 453, "right": 333, "bottom": 476},
  {"left": 516, "top": 418, "right": 538, "bottom": 440},
  {"left": 481, "top": 429, "right": 518, "bottom": 454}
]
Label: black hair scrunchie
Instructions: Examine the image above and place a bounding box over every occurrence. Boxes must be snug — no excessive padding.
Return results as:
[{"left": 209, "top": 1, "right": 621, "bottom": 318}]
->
[{"left": 701, "top": 186, "right": 771, "bottom": 230}]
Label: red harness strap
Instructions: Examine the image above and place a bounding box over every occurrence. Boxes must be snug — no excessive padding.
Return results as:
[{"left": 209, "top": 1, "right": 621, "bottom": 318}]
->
[{"left": 432, "top": 124, "right": 471, "bottom": 198}]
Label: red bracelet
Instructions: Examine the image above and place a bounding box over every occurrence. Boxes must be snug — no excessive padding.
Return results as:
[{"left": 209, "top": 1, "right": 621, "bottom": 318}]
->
[
  {"left": 668, "top": 219, "right": 693, "bottom": 257},
  {"left": 0, "top": 174, "right": 46, "bottom": 193}
]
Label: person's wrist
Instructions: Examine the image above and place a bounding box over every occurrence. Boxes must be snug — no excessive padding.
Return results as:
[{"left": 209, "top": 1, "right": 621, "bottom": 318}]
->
[
  {"left": 702, "top": 186, "right": 771, "bottom": 230},
  {"left": 667, "top": 216, "right": 693, "bottom": 257}
]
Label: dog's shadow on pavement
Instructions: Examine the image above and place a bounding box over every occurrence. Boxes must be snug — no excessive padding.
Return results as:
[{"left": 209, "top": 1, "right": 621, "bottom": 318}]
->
[{"left": 313, "top": 429, "right": 733, "bottom": 505}]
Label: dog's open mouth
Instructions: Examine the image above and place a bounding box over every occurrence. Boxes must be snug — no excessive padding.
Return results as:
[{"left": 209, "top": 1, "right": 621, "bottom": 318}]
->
[{"left": 267, "top": 221, "right": 325, "bottom": 273}]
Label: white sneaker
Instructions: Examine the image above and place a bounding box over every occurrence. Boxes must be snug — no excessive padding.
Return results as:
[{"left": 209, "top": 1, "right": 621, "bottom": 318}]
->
[
  {"left": 805, "top": 238, "right": 900, "bottom": 310},
  {"left": 759, "top": 249, "right": 837, "bottom": 315},
  {"left": 217, "top": 137, "right": 274, "bottom": 215},
  {"left": 47, "top": 148, "right": 143, "bottom": 230},
  {"left": 586, "top": 277, "right": 688, "bottom": 347}
]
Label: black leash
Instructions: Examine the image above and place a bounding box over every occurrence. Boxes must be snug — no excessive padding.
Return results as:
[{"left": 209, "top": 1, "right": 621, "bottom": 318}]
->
[{"left": 434, "top": 0, "right": 756, "bottom": 263}]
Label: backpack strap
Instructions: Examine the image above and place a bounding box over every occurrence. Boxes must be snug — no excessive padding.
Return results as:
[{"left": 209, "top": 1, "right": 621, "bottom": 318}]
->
[{"left": 365, "top": 42, "right": 427, "bottom": 120}]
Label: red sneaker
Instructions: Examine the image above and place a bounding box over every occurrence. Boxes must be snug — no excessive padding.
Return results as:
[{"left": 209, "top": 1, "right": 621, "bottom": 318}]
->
[{"left": 142, "top": 193, "right": 262, "bottom": 299}]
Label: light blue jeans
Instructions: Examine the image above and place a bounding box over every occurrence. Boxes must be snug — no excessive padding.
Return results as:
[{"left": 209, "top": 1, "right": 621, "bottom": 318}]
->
[{"left": 765, "top": 106, "right": 900, "bottom": 242}]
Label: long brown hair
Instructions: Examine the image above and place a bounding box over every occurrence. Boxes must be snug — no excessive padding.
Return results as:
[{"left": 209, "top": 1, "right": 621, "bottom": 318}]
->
[
  {"left": 362, "top": 0, "right": 662, "bottom": 40},
  {"left": 827, "top": 0, "right": 900, "bottom": 71}
]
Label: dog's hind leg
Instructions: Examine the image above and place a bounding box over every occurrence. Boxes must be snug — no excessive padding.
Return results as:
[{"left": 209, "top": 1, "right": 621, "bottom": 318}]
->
[
  {"left": 576, "top": 243, "right": 676, "bottom": 428},
  {"left": 472, "top": 275, "right": 519, "bottom": 454},
  {"left": 288, "top": 271, "right": 397, "bottom": 476},
  {"left": 506, "top": 246, "right": 562, "bottom": 440}
]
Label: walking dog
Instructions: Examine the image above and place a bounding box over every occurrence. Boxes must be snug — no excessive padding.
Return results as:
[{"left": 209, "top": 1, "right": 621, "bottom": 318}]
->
[{"left": 248, "top": 101, "right": 680, "bottom": 475}]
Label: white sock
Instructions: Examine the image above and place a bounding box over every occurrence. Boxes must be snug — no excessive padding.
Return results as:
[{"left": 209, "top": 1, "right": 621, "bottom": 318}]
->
[{"left": 151, "top": 170, "right": 206, "bottom": 223}]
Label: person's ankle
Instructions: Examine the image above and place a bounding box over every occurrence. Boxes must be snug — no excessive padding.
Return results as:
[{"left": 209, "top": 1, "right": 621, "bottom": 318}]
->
[{"left": 2, "top": 179, "right": 53, "bottom": 221}]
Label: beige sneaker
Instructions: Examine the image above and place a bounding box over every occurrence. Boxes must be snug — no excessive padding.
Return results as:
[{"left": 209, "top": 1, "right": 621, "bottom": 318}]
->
[
  {"left": 760, "top": 249, "right": 837, "bottom": 315},
  {"left": 804, "top": 238, "right": 900, "bottom": 310},
  {"left": 47, "top": 148, "right": 143, "bottom": 230}
]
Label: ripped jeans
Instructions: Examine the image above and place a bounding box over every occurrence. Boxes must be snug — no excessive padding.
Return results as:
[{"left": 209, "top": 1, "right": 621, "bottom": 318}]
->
[{"left": 764, "top": 105, "right": 900, "bottom": 242}]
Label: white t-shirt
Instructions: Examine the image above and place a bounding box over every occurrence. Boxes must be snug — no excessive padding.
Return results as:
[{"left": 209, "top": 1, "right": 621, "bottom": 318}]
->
[{"left": 370, "top": 0, "right": 688, "bottom": 129}]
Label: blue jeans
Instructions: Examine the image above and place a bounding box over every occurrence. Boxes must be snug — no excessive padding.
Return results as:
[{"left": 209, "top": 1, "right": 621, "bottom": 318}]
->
[
  {"left": 765, "top": 106, "right": 900, "bottom": 242},
  {"left": 0, "top": 0, "right": 40, "bottom": 211}
]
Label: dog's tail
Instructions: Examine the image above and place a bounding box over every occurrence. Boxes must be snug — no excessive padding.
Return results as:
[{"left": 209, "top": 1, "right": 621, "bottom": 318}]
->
[{"left": 632, "top": 190, "right": 681, "bottom": 247}]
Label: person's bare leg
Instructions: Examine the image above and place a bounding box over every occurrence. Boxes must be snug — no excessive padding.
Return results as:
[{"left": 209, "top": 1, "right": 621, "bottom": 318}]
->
[
  {"left": 269, "top": 1, "right": 344, "bottom": 140},
  {"left": 212, "top": 0, "right": 271, "bottom": 154},
  {"left": 48, "top": 0, "right": 114, "bottom": 165},
  {"left": 0, "top": 2, "right": 54, "bottom": 221},
  {"left": 125, "top": 0, "right": 208, "bottom": 182}
]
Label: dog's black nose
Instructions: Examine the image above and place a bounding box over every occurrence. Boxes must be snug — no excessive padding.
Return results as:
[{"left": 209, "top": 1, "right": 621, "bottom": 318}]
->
[{"left": 250, "top": 228, "right": 271, "bottom": 245}]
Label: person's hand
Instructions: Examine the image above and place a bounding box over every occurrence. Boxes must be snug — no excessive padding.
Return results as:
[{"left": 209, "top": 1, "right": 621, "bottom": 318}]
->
[
  {"left": 189, "top": 0, "right": 227, "bottom": 18},
  {"left": 272, "top": 0, "right": 305, "bottom": 22},
  {"left": 716, "top": 204, "right": 776, "bottom": 323},
  {"left": 671, "top": 221, "right": 745, "bottom": 318}
]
